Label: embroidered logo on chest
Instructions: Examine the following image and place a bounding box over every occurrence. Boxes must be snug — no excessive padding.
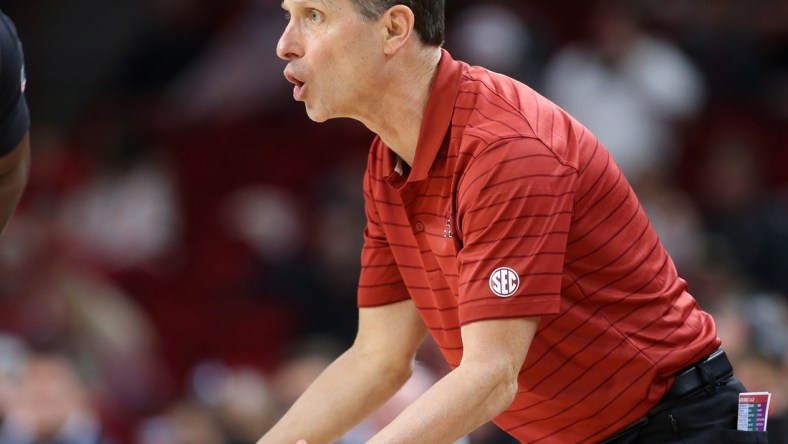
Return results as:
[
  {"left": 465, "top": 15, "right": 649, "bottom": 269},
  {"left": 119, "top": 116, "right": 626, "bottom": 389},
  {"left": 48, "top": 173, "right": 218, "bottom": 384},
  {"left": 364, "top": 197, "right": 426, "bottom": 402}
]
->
[{"left": 489, "top": 267, "right": 520, "bottom": 298}]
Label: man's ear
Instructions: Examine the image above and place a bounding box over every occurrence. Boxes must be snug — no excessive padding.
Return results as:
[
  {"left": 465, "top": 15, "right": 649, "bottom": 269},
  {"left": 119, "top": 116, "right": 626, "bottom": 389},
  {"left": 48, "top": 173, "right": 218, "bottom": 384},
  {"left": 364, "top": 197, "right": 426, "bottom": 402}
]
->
[{"left": 382, "top": 5, "right": 415, "bottom": 55}]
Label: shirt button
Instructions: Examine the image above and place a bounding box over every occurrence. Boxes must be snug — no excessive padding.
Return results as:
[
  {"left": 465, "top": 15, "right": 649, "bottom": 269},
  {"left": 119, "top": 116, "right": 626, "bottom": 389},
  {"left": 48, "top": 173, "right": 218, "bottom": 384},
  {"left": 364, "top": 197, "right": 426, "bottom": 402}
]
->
[{"left": 415, "top": 222, "right": 425, "bottom": 232}]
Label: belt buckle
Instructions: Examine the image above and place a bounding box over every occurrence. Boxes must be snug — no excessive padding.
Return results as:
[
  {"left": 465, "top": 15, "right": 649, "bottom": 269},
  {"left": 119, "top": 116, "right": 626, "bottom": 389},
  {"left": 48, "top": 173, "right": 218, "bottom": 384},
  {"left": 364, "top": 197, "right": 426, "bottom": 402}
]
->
[
  {"left": 676, "top": 349, "right": 724, "bottom": 378},
  {"left": 705, "top": 349, "right": 724, "bottom": 363}
]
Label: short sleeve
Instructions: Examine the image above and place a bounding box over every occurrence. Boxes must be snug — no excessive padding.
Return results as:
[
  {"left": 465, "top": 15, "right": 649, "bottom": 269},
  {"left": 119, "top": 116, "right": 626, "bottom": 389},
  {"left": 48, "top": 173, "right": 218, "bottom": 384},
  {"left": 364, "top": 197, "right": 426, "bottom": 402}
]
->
[
  {"left": 456, "top": 138, "right": 576, "bottom": 325},
  {"left": 0, "top": 11, "right": 30, "bottom": 156},
  {"left": 357, "top": 166, "right": 410, "bottom": 308}
]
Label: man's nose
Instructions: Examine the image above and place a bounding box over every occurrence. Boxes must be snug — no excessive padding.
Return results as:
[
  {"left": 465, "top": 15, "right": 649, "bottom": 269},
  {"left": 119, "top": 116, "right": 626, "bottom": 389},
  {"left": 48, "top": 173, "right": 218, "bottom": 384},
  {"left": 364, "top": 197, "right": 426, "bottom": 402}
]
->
[{"left": 277, "top": 24, "right": 303, "bottom": 61}]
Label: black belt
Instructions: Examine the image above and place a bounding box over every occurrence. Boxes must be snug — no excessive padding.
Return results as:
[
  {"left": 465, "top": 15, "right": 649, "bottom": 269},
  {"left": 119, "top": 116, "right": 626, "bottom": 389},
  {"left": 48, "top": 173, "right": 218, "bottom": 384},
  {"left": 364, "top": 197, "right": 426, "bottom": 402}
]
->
[
  {"left": 660, "top": 349, "right": 733, "bottom": 404},
  {"left": 601, "top": 349, "right": 734, "bottom": 443}
]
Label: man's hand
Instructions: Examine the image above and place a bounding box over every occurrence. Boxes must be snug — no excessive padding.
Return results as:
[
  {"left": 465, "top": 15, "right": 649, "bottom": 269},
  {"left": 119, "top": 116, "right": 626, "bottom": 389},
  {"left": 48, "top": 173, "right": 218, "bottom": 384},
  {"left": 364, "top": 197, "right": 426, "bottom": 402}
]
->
[
  {"left": 258, "top": 300, "right": 428, "bottom": 444},
  {"left": 367, "top": 316, "right": 540, "bottom": 443}
]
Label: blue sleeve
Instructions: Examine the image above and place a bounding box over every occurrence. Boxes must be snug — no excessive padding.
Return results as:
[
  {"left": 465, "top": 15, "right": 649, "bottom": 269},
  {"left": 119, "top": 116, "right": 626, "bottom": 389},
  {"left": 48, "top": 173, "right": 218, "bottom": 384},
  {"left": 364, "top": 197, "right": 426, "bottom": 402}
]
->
[{"left": 0, "top": 11, "right": 30, "bottom": 156}]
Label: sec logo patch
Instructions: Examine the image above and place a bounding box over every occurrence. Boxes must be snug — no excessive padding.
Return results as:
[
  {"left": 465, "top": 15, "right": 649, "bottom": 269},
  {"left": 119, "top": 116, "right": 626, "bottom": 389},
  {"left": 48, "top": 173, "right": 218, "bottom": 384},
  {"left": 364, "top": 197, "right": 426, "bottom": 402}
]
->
[{"left": 489, "top": 267, "right": 520, "bottom": 298}]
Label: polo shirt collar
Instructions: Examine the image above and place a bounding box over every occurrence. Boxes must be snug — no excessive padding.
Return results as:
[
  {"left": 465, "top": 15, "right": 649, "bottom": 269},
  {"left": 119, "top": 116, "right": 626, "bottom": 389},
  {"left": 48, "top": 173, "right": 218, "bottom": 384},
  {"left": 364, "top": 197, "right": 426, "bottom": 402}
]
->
[{"left": 408, "top": 49, "right": 462, "bottom": 182}]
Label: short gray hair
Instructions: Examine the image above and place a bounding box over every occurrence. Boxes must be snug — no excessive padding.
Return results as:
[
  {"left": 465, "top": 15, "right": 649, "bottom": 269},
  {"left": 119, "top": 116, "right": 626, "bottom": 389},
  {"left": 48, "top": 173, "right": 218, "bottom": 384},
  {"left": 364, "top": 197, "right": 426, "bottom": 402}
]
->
[{"left": 351, "top": 0, "right": 444, "bottom": 46}]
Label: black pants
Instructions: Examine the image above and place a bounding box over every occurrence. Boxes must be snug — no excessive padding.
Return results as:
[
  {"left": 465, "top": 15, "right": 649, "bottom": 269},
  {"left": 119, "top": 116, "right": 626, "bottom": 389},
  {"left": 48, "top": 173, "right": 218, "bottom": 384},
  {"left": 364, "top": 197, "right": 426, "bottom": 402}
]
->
[{"left": 604, "top": 375, "right": 768, "bottom": 443}]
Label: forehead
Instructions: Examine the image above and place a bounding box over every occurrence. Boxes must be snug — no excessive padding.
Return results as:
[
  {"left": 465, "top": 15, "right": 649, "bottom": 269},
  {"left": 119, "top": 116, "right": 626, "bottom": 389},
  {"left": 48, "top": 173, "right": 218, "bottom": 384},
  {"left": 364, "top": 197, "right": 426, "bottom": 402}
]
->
[{"left": 281, "top": 0, "right": 346, "bottom": 10}]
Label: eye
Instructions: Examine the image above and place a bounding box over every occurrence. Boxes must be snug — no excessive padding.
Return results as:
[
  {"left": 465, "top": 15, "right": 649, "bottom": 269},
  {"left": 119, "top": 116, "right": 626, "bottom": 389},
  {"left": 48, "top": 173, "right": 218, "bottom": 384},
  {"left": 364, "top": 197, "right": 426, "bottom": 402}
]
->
[{"left": 308, "top": 9, "right": 323, "bottom": 22}]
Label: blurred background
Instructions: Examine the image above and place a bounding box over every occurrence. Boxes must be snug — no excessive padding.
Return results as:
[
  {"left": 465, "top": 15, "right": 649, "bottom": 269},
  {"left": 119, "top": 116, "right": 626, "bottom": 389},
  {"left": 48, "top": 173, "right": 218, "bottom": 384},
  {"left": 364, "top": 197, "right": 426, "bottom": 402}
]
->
[{"left": 0, "top": 0, "right": 786, "bottom": 442}]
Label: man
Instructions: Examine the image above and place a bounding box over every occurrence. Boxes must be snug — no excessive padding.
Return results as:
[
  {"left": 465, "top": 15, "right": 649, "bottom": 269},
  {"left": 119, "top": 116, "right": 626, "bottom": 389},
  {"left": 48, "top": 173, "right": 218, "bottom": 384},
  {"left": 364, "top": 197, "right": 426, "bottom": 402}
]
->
[
  {"left": 0, "top": 10, "right": 30, "bottom": 233},
  {"left": 261, "top": 1, "right": 761, "bottom": 442}
]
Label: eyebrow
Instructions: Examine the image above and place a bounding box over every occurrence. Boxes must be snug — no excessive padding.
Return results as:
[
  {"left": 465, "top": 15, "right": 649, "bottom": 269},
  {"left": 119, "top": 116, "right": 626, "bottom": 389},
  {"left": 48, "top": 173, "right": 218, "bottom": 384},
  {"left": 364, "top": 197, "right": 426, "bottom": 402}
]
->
[{"left": 281, "top": 0, "right": 332, "bottom": 10}]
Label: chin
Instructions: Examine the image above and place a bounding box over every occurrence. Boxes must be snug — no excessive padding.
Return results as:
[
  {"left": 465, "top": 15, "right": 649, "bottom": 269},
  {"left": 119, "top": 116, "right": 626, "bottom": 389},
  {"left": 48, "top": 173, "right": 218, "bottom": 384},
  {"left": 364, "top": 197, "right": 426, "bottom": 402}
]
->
[
  {"left": 305, "top": 106, "right": 332, "bottom": 123},
  {"left": 308, "top": 114, "right": 330, "bottom": 123}
]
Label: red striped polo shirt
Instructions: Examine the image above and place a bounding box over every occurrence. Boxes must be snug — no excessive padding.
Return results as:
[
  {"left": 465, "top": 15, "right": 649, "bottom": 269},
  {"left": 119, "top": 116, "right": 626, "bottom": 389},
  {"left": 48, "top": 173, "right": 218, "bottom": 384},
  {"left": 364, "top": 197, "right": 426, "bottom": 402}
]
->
[{"left": 358, "top": 50, "right": 720, "bottom": 442}]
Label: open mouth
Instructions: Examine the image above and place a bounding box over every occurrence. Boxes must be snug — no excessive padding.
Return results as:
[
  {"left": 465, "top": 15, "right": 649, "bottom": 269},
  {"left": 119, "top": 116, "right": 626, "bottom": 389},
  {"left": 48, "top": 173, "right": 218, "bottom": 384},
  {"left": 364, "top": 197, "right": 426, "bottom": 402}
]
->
[
  {"left": 284, "top": 70, "right": 306, "bottom": 100},
  {"left": 285, "top": 71, "right": 304, "bottom": 87}
]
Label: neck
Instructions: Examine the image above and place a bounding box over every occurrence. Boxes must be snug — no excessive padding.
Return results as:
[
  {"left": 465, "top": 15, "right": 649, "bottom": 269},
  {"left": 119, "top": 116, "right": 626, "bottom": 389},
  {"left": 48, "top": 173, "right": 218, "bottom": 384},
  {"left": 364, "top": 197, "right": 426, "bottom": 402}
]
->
[{"left": 359, "top": 47, "right": 442, "bottom": 166}]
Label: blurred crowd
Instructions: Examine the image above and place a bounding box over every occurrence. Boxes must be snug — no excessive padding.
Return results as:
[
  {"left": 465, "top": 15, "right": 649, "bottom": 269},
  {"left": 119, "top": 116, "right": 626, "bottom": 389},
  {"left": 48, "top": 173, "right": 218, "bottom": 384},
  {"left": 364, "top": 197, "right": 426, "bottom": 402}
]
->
[{"left": 0, "top": 0, "right": 786, "bottom": 442}]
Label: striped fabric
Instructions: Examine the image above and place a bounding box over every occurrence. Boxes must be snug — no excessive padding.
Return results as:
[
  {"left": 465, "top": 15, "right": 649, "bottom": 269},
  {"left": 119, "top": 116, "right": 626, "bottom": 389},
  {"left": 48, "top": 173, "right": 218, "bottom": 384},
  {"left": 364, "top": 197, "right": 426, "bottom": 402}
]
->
[{"left": 358, "top": 50, "right": 720, "bottom": 442}]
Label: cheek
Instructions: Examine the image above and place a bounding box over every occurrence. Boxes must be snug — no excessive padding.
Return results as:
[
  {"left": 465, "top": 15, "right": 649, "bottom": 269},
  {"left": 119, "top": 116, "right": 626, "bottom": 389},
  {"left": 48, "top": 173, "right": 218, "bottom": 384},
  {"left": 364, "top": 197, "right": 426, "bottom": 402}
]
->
[
  {"left": 323, "top": 56, "right": 363, "bottom": 96},
  {"left": 311, "top": 34, "right": 378, "bottom": 107},
  {"left": 317, "top": 46, "right": 349, "bottom": 83},
  {"left": 338, "top": 47, "right": 377, "bottom": 87}
]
